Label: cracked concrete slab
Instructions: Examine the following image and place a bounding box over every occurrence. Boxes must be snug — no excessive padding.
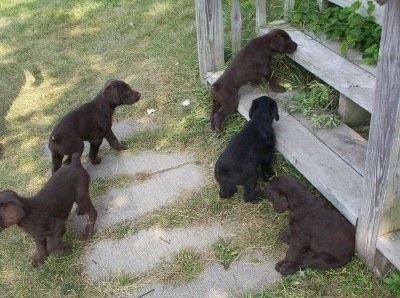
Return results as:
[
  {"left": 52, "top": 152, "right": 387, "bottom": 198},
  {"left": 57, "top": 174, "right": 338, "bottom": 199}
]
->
[
  {"left": 84, "top": 223, "right": 230, "bottom": 280},
  {"left": 72, "top": 163, "right": 205, "bottom": 230},
  {"left": 135, "top": 253, "right": 281, "bottom": 298}
]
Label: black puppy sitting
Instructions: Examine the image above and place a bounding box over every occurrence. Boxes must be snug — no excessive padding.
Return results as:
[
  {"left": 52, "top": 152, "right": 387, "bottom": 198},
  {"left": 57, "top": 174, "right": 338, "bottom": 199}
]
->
[
  {"left": 264, "top": 175, "right": 355, "bottom": 276},
  {"left": 214, "top": 96, "right": 279, "bottom": 202},
  {"left": 0, "top": 153, "right": 97, "bottom": 266},
  {"left": 49, "top": 79, "right": 141, "bottom": 173}
]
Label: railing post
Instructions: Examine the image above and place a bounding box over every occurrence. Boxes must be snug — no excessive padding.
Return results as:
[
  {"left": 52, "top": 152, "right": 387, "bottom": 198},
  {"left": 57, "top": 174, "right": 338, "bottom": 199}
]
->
[
  {"left": 231, "top": 0, "right": 242, "bottom": 55},
  {"left": 356, "top": 0, "right": 400, "bottom": 275},
  {"left": 195, "top": 0, "right": 224, "bottom": 82}
]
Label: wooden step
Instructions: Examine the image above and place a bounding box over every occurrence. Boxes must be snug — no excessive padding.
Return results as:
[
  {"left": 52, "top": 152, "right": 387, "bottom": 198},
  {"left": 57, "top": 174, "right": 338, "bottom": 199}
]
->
[
  {"left": 207, "top": 72, "right": 364, "bottom": 225},
  {"left": 378, "top": 231, "right": 400, "bottom": 271},
  {"left": 258, "top": 22, "right": 376, "bottom": 113}
]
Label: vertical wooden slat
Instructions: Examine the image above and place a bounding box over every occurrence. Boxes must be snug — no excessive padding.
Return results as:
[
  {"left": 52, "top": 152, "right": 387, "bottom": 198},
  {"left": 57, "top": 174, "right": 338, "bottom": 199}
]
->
[
  {"left": 195, "top": 0, "right": 224, "bottom": 82},
  {"left": 284, "top": 0, "right": 295, "bottom": 20},
  {"left": 231, "top": 0, "right": 242, "bottom": 55},
  {"left": 256, "top": 0, "right": 267, "bottom": 28},
  {"left": 317, "top": 0, "right": 329, "bottom": 10},
  {"left": 356, "top": 0, "right": 400, "bottom": 271}
]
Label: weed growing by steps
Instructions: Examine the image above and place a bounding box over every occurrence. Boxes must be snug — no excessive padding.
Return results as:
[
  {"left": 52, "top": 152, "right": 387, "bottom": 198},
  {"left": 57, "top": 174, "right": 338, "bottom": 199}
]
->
[
  {"left": 289, "top": 0, "right": 381, "bottom": 64},
  {"left": 288, "top": 81, "right": 340, "bottom": 128}
]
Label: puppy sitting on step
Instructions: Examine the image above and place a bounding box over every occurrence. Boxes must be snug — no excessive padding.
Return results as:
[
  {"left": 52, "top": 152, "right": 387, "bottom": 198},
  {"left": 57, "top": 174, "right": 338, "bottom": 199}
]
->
[
  {"left": 264, "top": 175, "right": 355, "bottom": 276},
  {"left": 210, "top": 29, "right": 297, "bottom": 134},
  {"left": 49, "top": 79, "right": 141, "bottom": 173},
  {"left": 0, "top": 153, "right": 97, "bottom": 266},
  {"left": 215, "top": 96, "right": 279, "bottom": 202}
]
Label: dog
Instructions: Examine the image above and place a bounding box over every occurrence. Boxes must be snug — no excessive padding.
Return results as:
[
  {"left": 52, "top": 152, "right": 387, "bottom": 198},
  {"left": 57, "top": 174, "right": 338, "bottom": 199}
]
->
[
  {"left": 0, "top": 153, "right": 97, "bottom": 266},
  {"left": 214, "top": 96, "right": 279, "bottom": 202},
  {"left": 264, "top": 175, "right": 355, "bottom": 276},
  {"left": 49, "top": 79, "right": 141, "bottom": 173},
  {"left": 210, "top": 29, "right": 297, "bottom": 134}
]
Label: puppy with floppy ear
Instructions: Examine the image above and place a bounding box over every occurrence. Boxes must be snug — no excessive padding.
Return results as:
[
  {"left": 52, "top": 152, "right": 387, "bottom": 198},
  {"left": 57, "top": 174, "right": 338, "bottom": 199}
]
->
[
  {"left": 210, "top": 29, "right": 297, "bottom": 134},
  {"left": 48, "top": 79, "right": 141, "bottom": 173},
  {"left": 264, "top": 175, "right": 355, "bottom": 276},
  {"left": 214, "top": 96, "right": 279, "bottom": 203},
  {"left": 0, "top": 153, "right": 97, "bottom": 266}
]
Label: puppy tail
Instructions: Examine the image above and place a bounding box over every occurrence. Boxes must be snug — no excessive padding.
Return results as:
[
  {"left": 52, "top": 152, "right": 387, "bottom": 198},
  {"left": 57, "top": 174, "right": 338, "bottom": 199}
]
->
[{"left": 71, "top": 153, "right": 82, "bottom": 165}]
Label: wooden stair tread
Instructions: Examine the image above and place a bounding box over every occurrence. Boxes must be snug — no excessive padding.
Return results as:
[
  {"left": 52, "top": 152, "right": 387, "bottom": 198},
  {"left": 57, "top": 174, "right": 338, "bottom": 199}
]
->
[
  {"left": 377, "top": 231, "right": 400, "bottom": 271},
  {"left": 258, "top": 22, "right": 376, "bottom": 113}
]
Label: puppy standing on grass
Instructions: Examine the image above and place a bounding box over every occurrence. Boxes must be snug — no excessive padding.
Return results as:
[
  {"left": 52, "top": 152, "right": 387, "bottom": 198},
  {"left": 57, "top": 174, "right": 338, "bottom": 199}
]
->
[
  {"left": 49, "top": 79, "right": 141, "bottom": 173},
  {"left": 0, "top": 153, "right": 97, "bottom": 266},
  {"left": 215, "top": 96, "right": 279, "bottom": 203},
  {"left": 264, "top": 175, "right": 355, "bottom": 276},
  {"left": 210, "top": 29, "right": 297, "bottom": 134}
]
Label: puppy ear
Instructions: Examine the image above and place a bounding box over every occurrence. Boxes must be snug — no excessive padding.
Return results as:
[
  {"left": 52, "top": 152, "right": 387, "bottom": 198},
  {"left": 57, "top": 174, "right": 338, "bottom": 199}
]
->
[
  {"left": 270, "top": 35, "right": 285, "bottom": 52},
  {"left": 0, "top": 193, "right": 25, "bottom": 228},
  {"left": 249, "top": 99, "right": 259, "bottom": 119},
  {"left": 103, "top": 84, "right": 120, "bottom": 105},
  {"left": 270, "top": 100, "right": 279, "bottom": 121}
]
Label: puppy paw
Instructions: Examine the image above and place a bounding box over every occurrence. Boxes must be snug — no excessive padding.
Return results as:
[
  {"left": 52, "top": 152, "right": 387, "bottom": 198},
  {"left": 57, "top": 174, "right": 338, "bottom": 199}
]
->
[
  {"left": 32, "top": 255, "right": 47, "bottom": 267},
  {"left": 275, "top": 260, "right": 299, "bottom": 276},
  {"left": 113, "top": 142, "right": 127, "bottom": 150},
  {"left": 80, "top": 232, "right": 93, "bottom": 242},
  {"left": 50, "top": 244, "right": 71, "bottom": 256},
  {"left": 270, "top": 85, "right": 286, "bottom": 93},
  {"left": 90, "top": 157, "right": 102, "bottom": 164}
]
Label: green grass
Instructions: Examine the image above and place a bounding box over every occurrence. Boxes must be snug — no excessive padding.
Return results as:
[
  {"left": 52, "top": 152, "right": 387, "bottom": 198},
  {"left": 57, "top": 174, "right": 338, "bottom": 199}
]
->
[{"left": 0, "top": 0, "right": 394, "bottom": 297}]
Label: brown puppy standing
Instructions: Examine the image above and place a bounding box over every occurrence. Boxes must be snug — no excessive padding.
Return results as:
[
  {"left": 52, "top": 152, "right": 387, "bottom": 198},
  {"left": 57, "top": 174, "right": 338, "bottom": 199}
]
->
[
  {"left": 49, "top": 79, "right": 141, "bottom": 173},
  {"left": 264, "top": 175, "right": 355, "bottom": 276},
  {"left": 210, "top": 29, "right": 297, "bottom": 134},
  {"left": 0, "top": 153, "right": 97, "bottom": 266}
]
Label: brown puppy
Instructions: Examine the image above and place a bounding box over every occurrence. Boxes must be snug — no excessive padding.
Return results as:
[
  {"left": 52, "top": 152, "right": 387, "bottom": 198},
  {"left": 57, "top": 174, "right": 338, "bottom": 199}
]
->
[
  {"left": 210, "top": 29, "right": 297, "bottom": 134},
  {"left": 264, "top": 175, "right": 355, "bottom": 276},
  {"left": 49, "top": 79, "right": 141, "bottom": 173},
  {"left": 0, "top": 153, "right": 97, "bottom": 266}
]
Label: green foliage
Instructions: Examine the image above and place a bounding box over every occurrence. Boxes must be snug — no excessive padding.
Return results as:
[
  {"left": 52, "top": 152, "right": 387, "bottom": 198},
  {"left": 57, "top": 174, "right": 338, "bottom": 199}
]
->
[
  {"left": 384, "top": 271, "right": 400, "bottom": 297},
  {"left": 212, "top": 237, "right": 240, "bottom": 265},
  {"left": 288, "top": 81, "right": 339, "bottom": 128},
  {"left": 289, "top": 0, "right": 381, "bottom": 64}
]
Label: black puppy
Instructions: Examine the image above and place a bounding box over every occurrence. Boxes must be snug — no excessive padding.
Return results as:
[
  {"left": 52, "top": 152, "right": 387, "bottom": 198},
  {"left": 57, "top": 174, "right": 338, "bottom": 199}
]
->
[
  {"left": 211, "top": 29, "right": 297, "bottom": 133},
  {"left": 49, "top": 79, "right": 141, "bottom": 173},
  {"left": 264, "top": 175, "right": 355, "bottom": 276},
  {"left": 214, "top": 96, "right": 279, "bottom": 202},
  {"left": 0, "top": 153, "right": 97, "bottom": 266}
]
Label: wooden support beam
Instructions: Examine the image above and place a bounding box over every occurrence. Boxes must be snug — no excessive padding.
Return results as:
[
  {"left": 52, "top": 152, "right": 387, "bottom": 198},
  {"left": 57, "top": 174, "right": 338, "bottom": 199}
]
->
[
  {"left": 284, "top": 0, "right": 295, "bottom": 20},
  {"left": 256, "top": 0, "right": 267, "bottom": 28},
  {"left": 356, "top": 0, "right": 400, "bottom": 272},
  {"left": 195, "top": 0, "right": 224, "bottom": 82},
  {"left": 231, "top": 0, "right": 242, "bottom": 55}
]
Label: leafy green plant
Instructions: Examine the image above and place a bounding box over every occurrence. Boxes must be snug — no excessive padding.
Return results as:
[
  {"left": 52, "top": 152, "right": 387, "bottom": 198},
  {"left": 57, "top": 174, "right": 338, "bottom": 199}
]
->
[
  {"left": 384, "top": 271, "right": 400, "bottom": 297},
  {"left": 212, "top": 237, "right": 240, "bottom": 267},
  {"left": 289, "top": 0, "right": 381, "bottom": 64},
  {"left": 288, "top": 81, "right": 339, "bottom": 128}
]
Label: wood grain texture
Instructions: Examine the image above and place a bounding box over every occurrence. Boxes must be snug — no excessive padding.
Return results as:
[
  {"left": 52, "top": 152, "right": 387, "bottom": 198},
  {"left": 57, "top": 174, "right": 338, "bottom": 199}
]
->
[
  {"left": 356, "top": 0, "right": 400, "bottom": 269},
  {"left": 256, "top": 0, "right": 267, "bottom": 27},
  {"left": 231, "top": 0, "right": 242, "bottom": 55},
  {"left": 195, "top": 0, "right": 224, "bottom": 81},
  {"left": 259, "top": 25, "right": 376, "bottom": 113}
]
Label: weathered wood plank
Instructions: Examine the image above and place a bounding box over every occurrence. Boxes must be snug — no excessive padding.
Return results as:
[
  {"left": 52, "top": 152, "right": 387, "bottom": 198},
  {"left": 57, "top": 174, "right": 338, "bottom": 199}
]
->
[
  {"left": 377, "top": 231, "right": 400, "bottom": 273},
  {"left": 259, "top": 24, "right": 376, "bottom": 113},
  {"left": 256, "top": 0, "right": 267, "bottom": 28},
  {"left": 195, "top": 0, "right": 224, "bottom": 82},
  {"left": 356, "top": 0, "right": 400, "bottom": 271},
  {"left": 231, "top": 0, "right": 242, "bottom": 55},
  {"left": 329, "top": 0, "right": 384, "bottom": 25}
]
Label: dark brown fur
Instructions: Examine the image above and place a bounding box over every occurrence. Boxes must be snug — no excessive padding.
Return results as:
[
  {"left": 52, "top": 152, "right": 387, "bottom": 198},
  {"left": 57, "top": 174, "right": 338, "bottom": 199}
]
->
[
  {"left": 0, "top": 153, "right": 97, "bottom": 266},
  {"left": 49, "top": 79, "right": 141, "bottom": 173},
  {"left": 264, "top": 175, "right": 355, "bottom": 276},
  {"left": 210, "top": 29, "right": 297, "bottom": 134}
]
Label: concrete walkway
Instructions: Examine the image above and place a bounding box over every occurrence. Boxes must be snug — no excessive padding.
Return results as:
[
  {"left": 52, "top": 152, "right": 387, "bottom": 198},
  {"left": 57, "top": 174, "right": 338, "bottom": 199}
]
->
[{"left": 48, "top": 118, "right": 281, "bottom": 297}]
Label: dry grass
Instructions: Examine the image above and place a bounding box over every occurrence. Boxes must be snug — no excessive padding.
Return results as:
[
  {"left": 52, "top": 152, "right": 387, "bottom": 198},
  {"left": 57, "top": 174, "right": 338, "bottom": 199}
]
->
[{"left": 0, "top": 0, "right": 393, "bottom": 297}]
